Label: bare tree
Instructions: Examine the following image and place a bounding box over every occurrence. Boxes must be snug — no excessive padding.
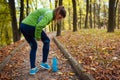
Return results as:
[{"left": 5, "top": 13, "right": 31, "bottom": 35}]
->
[
  {"left": 26, "top": 0, "right": 29, "bottom": 16},
  {"left": 95, "top": 0, "right": 101, "bottom": 29},
  {"left": 78, "top": 1, "right": 82, "bottom": 29},
  {"left": 68, "top": 1, "right": 71, "bottom": 30},
  {"left": 56, "top": 0, "right": 63, "bottom": 36},
  {"left": 8, "top": 0, "right": 20, "bottom": 42},
  {"left": 108, "top": 0, "right": 116, "bottom": 32},
  {"left": 114, "top": 0, "right": 119, "bottom": 29},
  {"left": 72, "top": 0, "right": 77, "bottom": 31},
  {"left": 89, "top": 0, "right": 92, "bottom": 28},
  {"left": 93, "top": 1, "right": 96, "bottom": 28},
  {"left": 19, "top": 0, "right": 24, "bottom": 25},
  {"left": 85, "top": 0, "right": 89, "bottom": 28},
  {"left": 118, "top": 1, "right": 120, "bottom": 29},
  {"left": 19, "top": 0, "right": 24, "bottom": 39}
]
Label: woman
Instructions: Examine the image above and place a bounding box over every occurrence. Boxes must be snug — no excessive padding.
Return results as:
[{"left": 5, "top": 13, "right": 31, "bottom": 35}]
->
[{"left": 20, "top": 6, "right": 66, "bottom": 75}]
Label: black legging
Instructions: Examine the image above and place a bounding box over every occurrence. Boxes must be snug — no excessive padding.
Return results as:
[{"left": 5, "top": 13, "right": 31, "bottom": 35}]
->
[{"left": 20, "top": 23, "right": 50, "bottom": 68}]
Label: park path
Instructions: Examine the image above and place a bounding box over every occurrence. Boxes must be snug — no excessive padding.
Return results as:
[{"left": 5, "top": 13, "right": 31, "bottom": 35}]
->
[{"left": 0, "top": 32, "right": 78, "bottom": 80}]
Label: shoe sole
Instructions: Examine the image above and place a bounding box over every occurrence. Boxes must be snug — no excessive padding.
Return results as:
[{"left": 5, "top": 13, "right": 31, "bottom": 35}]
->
[
  {"left": 29, "top": 73, "right": 35, "bottom": 75},
  {"left": 29, "top": 69, "right": 39, "bottom": 75},
  {"left": 40, "top": 65, "right": 51, "bottom": 70}
]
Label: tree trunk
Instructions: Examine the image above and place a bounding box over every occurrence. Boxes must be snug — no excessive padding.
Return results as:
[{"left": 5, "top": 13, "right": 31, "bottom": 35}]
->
[
  {"left": 72, "top": 0, "right": 77, "bottom": 31},
  {"left": 35, "top": 0, "right": 38, "bottom": 10},
  {"left": 19, "top": 0, "right": 24, "bottom": 25},
  {"left": 97, "top": 0, "right": 101, "bottom": 29},
  {"left": 85, "top": 0, "right": 89, "bottom": 29},
  {"left": 103, "top": 2, "right": 107, "bottom": 27},
  {"left": 80, "top": 9, "right": 82, "bottom": 29},
  {"left": 114, "top": 0, "right": 119, "bottom": 29},
  {"left": 5, "top": 27, "right": 10, "bottom": 45},
  {"left": 19, "top": 0, "right": 24, "bottom": 39},
  {"left": 107, "top": 0, "right": 116, "bottom": 32},
  {"left": 0, "top": 23, "right": 5, "bottom": 46},
  {"left": 93, "top": 2, "right": 96, "bottom": 28},
  {"left": 8, "top": 0, "right": 20, "bottom": 42},
  {"left": 49, "top": 0, "right": 54, "bottom": 32},
  {"left": 78, "top": 1, "right": 81, "bottom": 29},
  {"left": 118, "top": 2, "right": 120, "bottom": 29},
  {"left": 54, "top": 0, "right": 58, "bottom": 31},
  {"left": 56, "top": 0, "right": 62, "bottom": 36},
  {"left": 26, "top": 0, "right": 29, "bottom": 16},
  {"left": 89, "top": 0, "right": 92, "bottom": 28},
  {"left": 68, "top": 1, "right": 71, "bottom": 30}
]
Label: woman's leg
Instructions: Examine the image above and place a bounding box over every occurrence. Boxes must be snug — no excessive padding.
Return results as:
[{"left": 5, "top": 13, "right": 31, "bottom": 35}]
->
[
  {"left": 28, "top": 37, "right": 37, "bottom": 68},
  {"left": 20, "top": 24, "right": 37, "bottom": 68},
  {"left": 41, "top": 30, "right": 50, "bottom": 63}
]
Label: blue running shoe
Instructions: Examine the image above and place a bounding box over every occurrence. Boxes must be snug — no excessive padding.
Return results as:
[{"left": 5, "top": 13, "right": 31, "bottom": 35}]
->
[
  {"left": 40, "top": 62, "right": 51, "bottom": 69},
  {"left": 29, "top": 67, "right": 39, "bottom": 75}
]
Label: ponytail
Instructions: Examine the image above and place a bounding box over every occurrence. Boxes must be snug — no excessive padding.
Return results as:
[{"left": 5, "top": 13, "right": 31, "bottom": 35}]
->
[{"left": 54, "top": 6, "right": 66, "bottom": 18}]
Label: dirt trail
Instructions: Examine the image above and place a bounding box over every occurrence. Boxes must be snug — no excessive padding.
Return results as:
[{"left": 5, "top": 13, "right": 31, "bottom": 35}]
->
[{"left": 0, "top": 32, "right": 78, "bottom": 80}]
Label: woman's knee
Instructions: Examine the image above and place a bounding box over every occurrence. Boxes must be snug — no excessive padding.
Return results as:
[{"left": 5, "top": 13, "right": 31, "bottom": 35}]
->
[
  {"left": 29, "top": 42, "right": 37, "bottom": 50},
  {"left": 43, "top": 38, "right": 50, "bottom": 44}
]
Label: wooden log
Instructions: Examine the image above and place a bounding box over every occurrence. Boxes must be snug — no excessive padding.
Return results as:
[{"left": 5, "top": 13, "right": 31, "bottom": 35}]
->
[
  {"left": 0, "top": 41, "right": 26, "bottom": 72},
  {"left": 53, "top": 37, "right": 95, "bottom": 80}
]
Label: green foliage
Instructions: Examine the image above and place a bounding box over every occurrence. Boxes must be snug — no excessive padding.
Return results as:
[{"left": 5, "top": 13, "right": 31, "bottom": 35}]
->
[{"left": 0, "top": 0, "right": 12, "bottom": 47}]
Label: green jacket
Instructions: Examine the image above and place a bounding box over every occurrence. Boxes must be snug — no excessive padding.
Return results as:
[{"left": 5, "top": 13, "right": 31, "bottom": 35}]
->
[{"left": 22, "top": 8, "right": 54, "bottom": 40}]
